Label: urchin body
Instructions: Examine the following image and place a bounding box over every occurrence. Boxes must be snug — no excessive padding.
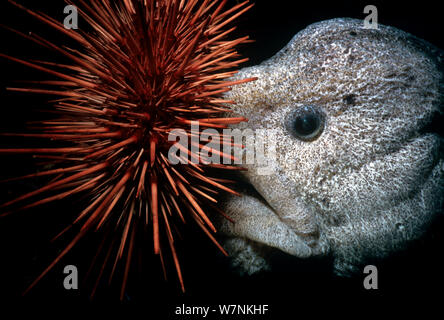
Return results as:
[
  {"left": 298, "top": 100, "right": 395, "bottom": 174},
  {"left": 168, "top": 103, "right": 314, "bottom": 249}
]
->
[
  {"left": 219, "top": 18, "right": 444, "bottom": 275},
  {"left": 0, "top": 0, "right": 255, "bottom": 296}
]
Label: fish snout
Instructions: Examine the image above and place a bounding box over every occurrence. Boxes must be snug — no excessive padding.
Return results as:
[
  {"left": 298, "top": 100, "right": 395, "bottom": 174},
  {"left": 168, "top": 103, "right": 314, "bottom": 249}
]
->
[
  {"left": 245, "top": 169, "right": 323, "bottom": 251},
  {"left": 220, "top": 166, "right": 326, "bottom": 258}
]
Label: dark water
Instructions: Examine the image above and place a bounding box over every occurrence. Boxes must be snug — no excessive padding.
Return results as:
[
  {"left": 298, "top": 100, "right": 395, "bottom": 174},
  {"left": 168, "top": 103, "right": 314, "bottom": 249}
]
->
[{"left": 0, "top": 0, "right": 442, "bottom": 316}]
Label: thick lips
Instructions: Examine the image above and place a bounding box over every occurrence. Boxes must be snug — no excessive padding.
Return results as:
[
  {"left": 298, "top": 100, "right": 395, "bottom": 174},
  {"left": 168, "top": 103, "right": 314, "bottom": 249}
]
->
[{"left": 219, "top": 177, "right": 318, "bottom": 258}]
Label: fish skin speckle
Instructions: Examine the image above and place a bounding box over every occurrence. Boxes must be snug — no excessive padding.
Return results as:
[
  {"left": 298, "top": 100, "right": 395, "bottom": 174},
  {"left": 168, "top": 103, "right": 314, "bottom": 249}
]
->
[{"left": 218, "top": 18, "right": 444, "bottom": 276}]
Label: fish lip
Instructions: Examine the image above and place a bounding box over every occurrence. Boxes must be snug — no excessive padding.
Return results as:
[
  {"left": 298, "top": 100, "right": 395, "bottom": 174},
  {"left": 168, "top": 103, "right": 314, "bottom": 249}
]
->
[
  {"left": 242, "top": 171, "right": 322, "bottom": 243},
  {"left": 220, "top": 174, "right": 316, "bottom": 258}
]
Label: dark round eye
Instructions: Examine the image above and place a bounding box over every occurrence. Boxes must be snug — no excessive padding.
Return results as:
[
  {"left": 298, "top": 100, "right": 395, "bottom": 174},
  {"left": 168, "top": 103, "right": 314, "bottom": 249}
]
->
[{"left": 288, "top": 105, "right": 325, "bottom": 141}]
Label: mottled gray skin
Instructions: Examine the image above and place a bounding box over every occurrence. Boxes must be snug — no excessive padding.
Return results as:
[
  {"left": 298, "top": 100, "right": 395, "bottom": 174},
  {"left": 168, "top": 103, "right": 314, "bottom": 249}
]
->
[{"left": 218, "top": 18, "right": 444, "bottom": 276}]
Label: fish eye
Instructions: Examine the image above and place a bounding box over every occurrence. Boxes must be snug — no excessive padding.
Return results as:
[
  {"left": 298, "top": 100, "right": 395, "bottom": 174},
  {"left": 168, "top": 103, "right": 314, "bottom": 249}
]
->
[{"left": 288, "top": 105, "right": 325, "bottom": 141}]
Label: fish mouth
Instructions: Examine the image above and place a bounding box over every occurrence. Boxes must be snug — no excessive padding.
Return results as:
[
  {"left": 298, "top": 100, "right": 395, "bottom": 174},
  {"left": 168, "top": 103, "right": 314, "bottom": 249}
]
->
[{"left": 218, "top": 174, "right": 318, "bottom": 258}]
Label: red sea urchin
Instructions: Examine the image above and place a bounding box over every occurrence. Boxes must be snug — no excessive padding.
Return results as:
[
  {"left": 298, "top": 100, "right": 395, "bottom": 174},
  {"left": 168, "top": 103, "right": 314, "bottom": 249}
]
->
[{"left": 0, "top": 0, "right": 255, "bottom": 298}]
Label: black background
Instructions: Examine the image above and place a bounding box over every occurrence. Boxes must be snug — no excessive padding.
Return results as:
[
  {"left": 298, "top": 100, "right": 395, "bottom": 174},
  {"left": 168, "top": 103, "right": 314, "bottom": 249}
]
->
[{"left": 0, "top": 0, "right": 443, "bottom": 317}]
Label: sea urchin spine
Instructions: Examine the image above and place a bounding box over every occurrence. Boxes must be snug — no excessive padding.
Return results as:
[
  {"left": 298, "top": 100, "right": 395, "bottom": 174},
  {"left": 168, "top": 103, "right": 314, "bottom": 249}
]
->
[{"left": 0, "top": 0, "right": 256, "bottom": 298}]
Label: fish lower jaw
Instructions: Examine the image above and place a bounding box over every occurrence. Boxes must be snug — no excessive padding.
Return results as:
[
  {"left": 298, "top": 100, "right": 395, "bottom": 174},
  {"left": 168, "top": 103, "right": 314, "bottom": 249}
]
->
[{"left": 219, "top": 192, "right": 327, "bottom": 258}]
